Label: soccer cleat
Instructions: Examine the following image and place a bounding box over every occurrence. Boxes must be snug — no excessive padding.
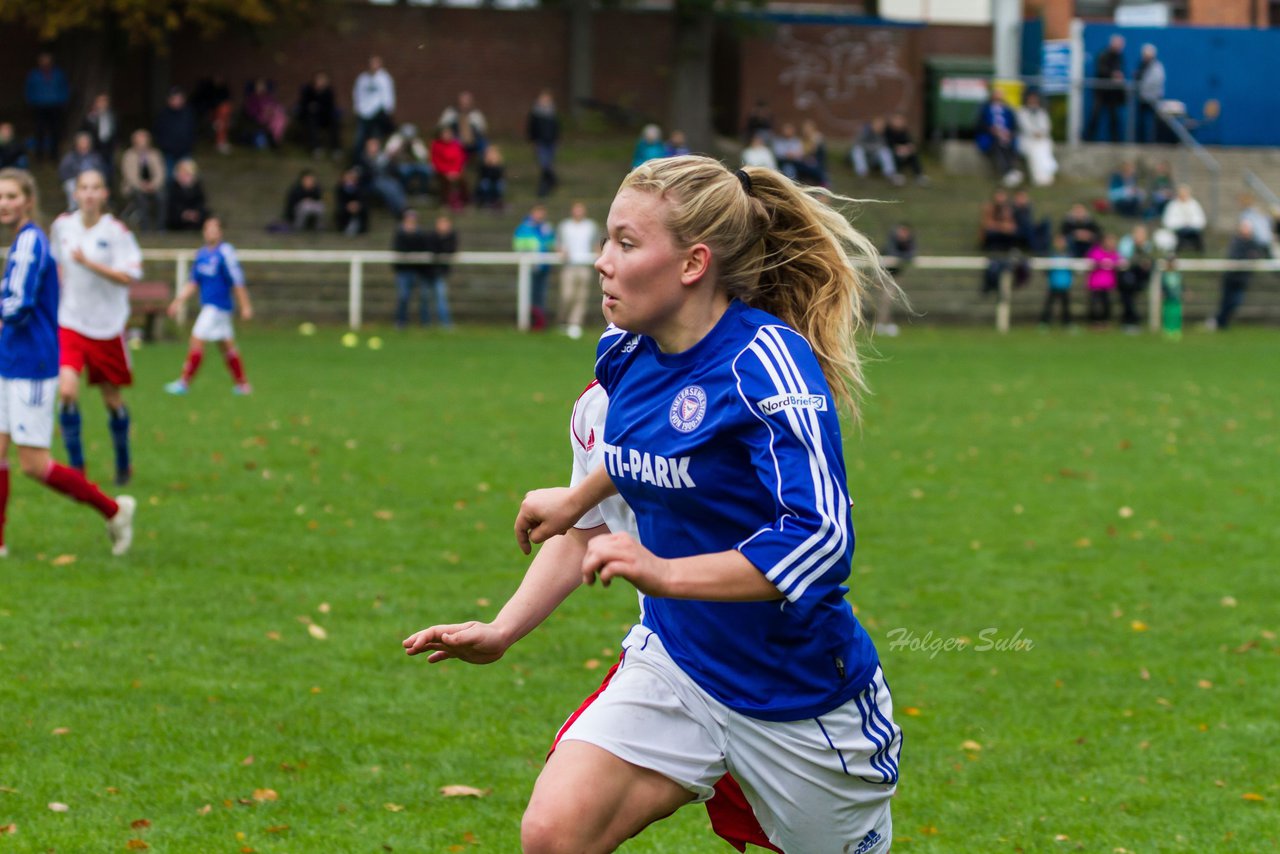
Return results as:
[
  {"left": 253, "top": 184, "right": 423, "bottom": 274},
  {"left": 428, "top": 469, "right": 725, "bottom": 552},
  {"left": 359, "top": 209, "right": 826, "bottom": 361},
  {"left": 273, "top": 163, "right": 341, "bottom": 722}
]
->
[
  {"left": 107, "top": 495, "right": 136, "bottom": 556},
  {"left": 0, "top": 545, "right": 8, "bottom": 558},
  {"left": 232, "top": 383, "right": 253, "bottom": 396},
  {"left": 164, "top": 380, "right": 189, "bottom": 395}
]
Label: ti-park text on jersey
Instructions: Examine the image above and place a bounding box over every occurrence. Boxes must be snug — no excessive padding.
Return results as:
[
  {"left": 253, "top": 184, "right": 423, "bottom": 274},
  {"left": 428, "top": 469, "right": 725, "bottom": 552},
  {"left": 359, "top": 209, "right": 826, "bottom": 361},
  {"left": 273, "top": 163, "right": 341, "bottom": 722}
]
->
[{"left": 593, "top": 303, "right": 880, "bottom": 721}]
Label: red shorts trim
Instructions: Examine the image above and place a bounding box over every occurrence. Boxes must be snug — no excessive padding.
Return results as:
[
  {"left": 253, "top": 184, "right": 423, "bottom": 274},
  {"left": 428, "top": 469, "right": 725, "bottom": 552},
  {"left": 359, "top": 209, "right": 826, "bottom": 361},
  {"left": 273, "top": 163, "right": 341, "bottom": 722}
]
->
[
  {"left": 59, "top": 327, "right": 133, "bottom": 387},
  {"left": 548, "top": 651, "right": 779, "bottom": 853}
]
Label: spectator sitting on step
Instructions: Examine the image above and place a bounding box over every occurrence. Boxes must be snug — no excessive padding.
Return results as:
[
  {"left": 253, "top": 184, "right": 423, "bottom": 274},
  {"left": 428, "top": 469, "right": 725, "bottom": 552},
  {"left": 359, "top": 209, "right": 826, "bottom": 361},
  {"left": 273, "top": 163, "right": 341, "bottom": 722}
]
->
[
  {"left": 243, "top": 77, "right": 289, "bottom": 150},
  {"left": 0, "top": 122, "right": 28, "bottom": 170},
  {"left": 665, "top": 129, "right": 691, "bottom": 157},
  {"left": 741, "top": 132, "right": 777, "bottom": 171},
  {"left": 283, "top": 169, "right": 326, "bottom": 232},
  {"left": 474, "top": 144, "right": 507, "bottom": 211},
  {"left": 430, "top": 126, "right": 468, "bottom": 211},
  {"left": 850, "top": 116, "right": 897, "bottom": 183},
  {"left": 354, "top": 135, "right": 406, "bottom": 217},
  {"left": 335, "top": 167, "right": 369, "bottom": 237},
  {"left": 1060, "top": 202, "right": 1102, "bottom": 257},
  {"left": 1146, "top": 160, "right": 1175, "bottom": 218},
  {"left": 770, "top": 121, "right": 804, "bottom": 181},
  {"left": 979, "top": 189, "right": 1019, "bottom": 252},
  {"left": 386, "top": 123, "right": 433, "bottom": 198},
  {"left": 975, "top": 86, "right": 1021, "bottom": 186},
  {"left": 796, "top": 119, "right": 828, "bottom": 186},
  {"left": 1108, "top": 161, "right": 1144, "bottom": 217},
  {"left": 58, "top": 131, "right": 106, "bottom": 211},
  {"left": 119, "top": 129, "right": 165, "bottom": 232},
  {"left": 1161, "top": 184, "right": 1206, "bottom": 253},
  {"left": 1011, "top": 190, "right": 1051, "bottom": 253},
  {"left": 297, "top": 70, "right": 342, "bottom": 158},
  {"left": 437, "top": 90, "right": 488, "bottom": 163},
  {"left": 885, "top": 113, "right": 927, "bottom": 186},
  {"left": 631, "top": 124, "right": 666, "bottom": 168},
  {"left": 165, "top": 157, "right": 208, "bottom": 231}
]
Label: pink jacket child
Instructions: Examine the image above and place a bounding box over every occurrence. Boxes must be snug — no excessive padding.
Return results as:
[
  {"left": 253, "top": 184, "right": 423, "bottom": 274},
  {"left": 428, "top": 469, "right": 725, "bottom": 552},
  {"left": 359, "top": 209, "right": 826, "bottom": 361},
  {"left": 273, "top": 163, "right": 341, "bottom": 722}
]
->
[{"left": 1086, "top": 238, "right": 1121, "bottom": 290}]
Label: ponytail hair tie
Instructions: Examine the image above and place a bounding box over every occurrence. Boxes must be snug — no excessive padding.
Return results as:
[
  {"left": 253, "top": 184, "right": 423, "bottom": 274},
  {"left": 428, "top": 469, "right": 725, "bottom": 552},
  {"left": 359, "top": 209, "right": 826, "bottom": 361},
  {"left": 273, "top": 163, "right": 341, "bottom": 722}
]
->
[{"left": 735, "top": 168, "right": 753, "bottom": 196}]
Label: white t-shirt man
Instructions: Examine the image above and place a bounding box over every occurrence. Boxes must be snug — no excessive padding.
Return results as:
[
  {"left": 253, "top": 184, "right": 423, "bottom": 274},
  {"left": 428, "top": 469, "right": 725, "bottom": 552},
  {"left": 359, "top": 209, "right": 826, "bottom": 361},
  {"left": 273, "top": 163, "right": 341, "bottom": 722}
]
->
[
  {"left": 50, "top": 211, "right": 142, "bottom": 339},
  {"left": 557, "top": 216, "right": 600, "bottom": 267},
  {"left": 353, "top": 68, "right": 396, "bottom": 120}
]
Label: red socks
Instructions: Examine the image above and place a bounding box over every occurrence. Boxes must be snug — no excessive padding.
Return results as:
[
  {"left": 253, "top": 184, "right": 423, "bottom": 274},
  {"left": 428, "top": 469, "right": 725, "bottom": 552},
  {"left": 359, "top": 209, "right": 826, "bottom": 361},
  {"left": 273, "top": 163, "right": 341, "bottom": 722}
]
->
[
  {"left": 181, "top": 348, "right": 204, "bottom": 383},
  {"left": 0, "top": 462, "right": 8, "bottom": 548},
  {"left": 43, "top": 461, "right": 119, "bottom": 519},
  {"left": 225, "top": 348, "right": 247, "bottom": 385}
]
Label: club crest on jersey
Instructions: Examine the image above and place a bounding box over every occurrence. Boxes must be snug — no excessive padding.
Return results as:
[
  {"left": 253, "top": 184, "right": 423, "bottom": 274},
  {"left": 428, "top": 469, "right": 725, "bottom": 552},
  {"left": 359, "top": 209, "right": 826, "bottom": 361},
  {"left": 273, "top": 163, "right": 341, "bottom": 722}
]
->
[{"left": 669, "top": 385, "right": 707, "bottom": 433}]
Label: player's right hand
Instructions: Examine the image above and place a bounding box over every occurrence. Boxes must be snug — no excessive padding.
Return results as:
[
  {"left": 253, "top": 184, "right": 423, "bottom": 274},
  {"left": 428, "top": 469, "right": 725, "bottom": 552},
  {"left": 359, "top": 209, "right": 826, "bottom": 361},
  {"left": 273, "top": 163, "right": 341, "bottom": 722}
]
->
[
  {"left": 402, "top": 621, "right": 508, "bottom": 665},
  {"left": 514, "top": 487, "right": 577, "bottom": 555},
  {"left": 166, "top": 300, "right": 182, "bottom": 319}
]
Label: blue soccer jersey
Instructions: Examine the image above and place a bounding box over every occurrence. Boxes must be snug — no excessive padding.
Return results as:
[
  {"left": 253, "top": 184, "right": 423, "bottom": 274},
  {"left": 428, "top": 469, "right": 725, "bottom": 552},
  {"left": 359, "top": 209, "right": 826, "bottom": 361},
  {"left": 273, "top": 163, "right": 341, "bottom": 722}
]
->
[
  {"left": 595, "top": 299, "right": 880, "bottom": 721},
  {"left": 190, "top": 243, "right": 245, "bottom": 311},
  {"left": 0, "top": 222, "right": 60, "bottom": 380}
]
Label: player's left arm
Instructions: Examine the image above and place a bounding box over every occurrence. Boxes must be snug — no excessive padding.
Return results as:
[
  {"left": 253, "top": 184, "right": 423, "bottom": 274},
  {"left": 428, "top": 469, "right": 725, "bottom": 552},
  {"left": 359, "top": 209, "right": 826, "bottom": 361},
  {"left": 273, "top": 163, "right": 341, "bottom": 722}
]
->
[
  {"left": 582, "top": 534, "right": 783, "bottom": 601},
  {"left": 223, "top": 244, "right": 253, "bottom": 320},
  {"left": 233, "top": 284, "right": 253, "bottom": 321}
]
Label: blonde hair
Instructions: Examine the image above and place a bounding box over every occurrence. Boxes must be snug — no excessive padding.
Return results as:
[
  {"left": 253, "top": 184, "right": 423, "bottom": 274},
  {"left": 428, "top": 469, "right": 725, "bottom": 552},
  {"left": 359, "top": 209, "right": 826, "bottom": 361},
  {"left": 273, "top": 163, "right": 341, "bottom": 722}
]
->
[
  {"left": 0, "top": 167, "right": 42, "bottom": 229},
  {"left": 620, "top": 155, "right": 888, "bottom": 418}
]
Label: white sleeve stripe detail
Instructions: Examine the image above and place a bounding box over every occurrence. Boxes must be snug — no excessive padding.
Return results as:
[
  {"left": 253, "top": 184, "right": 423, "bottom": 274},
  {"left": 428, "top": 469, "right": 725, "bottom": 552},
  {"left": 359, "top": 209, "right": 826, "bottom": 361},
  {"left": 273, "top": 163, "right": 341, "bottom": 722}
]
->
[
  {"left": 742, "top": 328, "right": 847, "bottom": 599},
  {"left": 592, "top": 326, "right": 631, "bottom": 376},
  {"left": 6, "top": 230, "right": 38, "bottom": 307},
  {"left": 754, "top": 330, "right": 847, "bottom": 596},
  {"left": 221, "top": 245, "right": 246, "bottom": 286}
]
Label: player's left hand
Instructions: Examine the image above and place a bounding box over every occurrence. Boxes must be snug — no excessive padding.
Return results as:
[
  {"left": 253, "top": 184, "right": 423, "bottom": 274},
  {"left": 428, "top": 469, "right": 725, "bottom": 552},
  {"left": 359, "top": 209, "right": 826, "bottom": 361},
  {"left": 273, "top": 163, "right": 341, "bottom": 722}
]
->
[
  {"left": 241, "top": 305, "right": 254, "bottom": 321},
  {"left": 581, "top": 532, "right": 672, "bottom": 596}
]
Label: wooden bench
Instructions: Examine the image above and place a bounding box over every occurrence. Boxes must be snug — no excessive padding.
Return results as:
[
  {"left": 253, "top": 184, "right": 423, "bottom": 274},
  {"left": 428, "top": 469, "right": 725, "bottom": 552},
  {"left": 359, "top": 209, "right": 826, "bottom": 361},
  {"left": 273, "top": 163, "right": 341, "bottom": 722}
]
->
[{"left": 129, "top": 281, "right": 171, "bottom": 342}]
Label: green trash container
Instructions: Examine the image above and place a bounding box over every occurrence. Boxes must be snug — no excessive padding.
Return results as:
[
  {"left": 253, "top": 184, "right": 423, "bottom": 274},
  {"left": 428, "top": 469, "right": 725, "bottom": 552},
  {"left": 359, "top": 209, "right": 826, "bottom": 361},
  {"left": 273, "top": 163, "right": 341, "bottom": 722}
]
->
[{"left": 926, "top": 56, "right": 994, "bottom": 141}]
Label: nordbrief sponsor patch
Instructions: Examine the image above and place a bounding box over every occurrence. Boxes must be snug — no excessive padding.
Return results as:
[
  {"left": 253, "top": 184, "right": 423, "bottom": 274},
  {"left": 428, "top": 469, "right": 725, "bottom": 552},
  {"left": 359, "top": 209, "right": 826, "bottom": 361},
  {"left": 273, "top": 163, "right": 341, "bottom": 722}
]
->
[{"left": 757, "top": 392, "right": 828, "bottom": 415}]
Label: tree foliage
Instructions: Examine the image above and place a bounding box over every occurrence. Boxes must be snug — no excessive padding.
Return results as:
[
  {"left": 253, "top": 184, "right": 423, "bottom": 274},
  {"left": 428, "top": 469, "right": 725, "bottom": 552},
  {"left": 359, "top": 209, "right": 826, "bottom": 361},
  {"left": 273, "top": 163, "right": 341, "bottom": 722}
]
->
[{"left": 0, "top": 0, "right": 316, "bottom": 46}]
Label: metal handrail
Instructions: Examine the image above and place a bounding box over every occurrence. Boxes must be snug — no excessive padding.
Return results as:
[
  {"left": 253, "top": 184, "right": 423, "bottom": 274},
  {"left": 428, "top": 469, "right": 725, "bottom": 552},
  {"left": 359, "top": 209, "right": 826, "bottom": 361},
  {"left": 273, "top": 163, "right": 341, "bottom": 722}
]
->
[{"left": 1244, "top": 169, "right": 1280, "bottom": 212}]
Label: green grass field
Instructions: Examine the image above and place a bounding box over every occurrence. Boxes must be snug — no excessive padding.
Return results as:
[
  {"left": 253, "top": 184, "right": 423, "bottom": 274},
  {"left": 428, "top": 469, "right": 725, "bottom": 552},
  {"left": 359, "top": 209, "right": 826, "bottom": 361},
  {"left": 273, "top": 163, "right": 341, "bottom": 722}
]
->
[{"left": 1, "top": 324, "right": 1277, "bottom": 852}]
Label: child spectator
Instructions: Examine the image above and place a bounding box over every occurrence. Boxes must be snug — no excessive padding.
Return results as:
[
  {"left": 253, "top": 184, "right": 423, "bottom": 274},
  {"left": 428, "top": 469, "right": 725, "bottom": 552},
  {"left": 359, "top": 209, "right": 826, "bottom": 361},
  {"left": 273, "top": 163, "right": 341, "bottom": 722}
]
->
[
  {"left": 1039, "top": 234, "right": 1074, "bottom": 327},
  {"left": 335, "top": 168, "right": 369, "bottom": 237},
  {"left": 475, "top": 145, "right": 506, "bottom": 211},
  {"left": 1060, "top": 202, "right": 1101, "bottom": 257},
  {"left": 165, "top": 216, "right": 253, "bottom": 396},
  {"left": 512, "top": 203, "right": 555, "bottom": 331},
  {"left": 770, "top": 122, "right": 804, "bottom": 180},
  {"left": 1108, "top": 161, "right": 1144, "bottom": 218},
  {"left": 425, "top": 214, "right": 457, "bottom": 329},
  {"left": 797, "top": 119, "right": 828, "bottom": 186},
  {"left": 632, "top": 124, "right": 666, "bottom": 168},
  {"left": 1085, "top": 232, "right": 1121, "bottom": 325},
  {"left": 429, "top": 126, "right": 467, "bottom": 211},
  {"left": 391, "top": 209, "right": 432, "bottom": 328},
  {"left": 165, "top": 158, "right": 207, "bottom": 231},
  {"left": 283, "top": 169, "right": 325, "bottom": 232},
  {"left": 851, "top": 117, "right": 896, "bottom": 182},
  {"left": 666, "top": 129, "right": 691, "bottom": 157},
  {"left": 119, "top": 129, "right": 164, "bottom": 232},
  {"left": 885, "top": 113, "right": 926, "bottom": 186},
  {"left": 191, "top": 76, "right": 233, "bottom": 155},
  {"left": 297, "top": 71, "right": 341, "bottom": 158},
  {"left": 243, "top": 78, "right": 289, "bottom": 149},
  {"left": 1158, "top": 242, "right": 1183, "bottom": 340},
  {"left": 740, "top": 133, "right": 777, "bottom": 170},
  {"left": 1117, "top": 223, "right": 1154, "bottom": 332}
]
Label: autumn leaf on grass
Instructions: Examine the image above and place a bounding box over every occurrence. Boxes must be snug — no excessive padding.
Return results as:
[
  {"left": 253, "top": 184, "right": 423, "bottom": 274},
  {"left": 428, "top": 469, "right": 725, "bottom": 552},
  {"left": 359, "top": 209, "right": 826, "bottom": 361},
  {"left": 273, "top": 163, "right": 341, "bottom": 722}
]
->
[
  {"left": 50, "top": 727, "right": 70, "bottom": 736},
  {"left": 197, "top": 804, "right": 212, "bottom": 815},
  {"left": 440, "top": 785, "right": 491, "bottom": 798},
  {"left": 1242, "top": 792, "right": 1266, "bottom": 802},
  {"left": 0, "top": 824, "right": 15, "bottom": 834},
  {"left": 307, "top": 623, "right": 328, "bottom": 641},
  {"left": 48, "top": 802, "right": 69, "bottom": 812},
  {"left": 51, "top": 554, "right": 76, "bottom": 567},
  {"left": 265, "top": 825, "right": 290, "bottom": 833},
  {"left": 126, "top": 840, "right": 150, "bottom": 850},
  {"left": 960, "top": 740, "right": 982, "bottom": 752},
  {"left": 374, "top": 509, "right": 395, "bottom": 521},
  {"left": 252, "top": 788, "right": 279, "bottom": 802},
  {"left": 383, "top": 803, "right": 405, "bottom": 812},
  {"left": 130, "top": 818, "right": 151, "bottom": 829}
]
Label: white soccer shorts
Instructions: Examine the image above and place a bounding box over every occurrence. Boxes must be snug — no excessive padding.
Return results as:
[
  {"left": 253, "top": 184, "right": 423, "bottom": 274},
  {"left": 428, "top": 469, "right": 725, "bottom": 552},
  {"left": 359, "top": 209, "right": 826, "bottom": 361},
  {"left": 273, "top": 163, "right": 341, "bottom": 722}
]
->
[
  {"left": 0, "top": 376, "right": 57, "bottom": 449},
  {"left": 557, "top": 624, "right": 900, "bottom": 854},
  {"left": 192, "top": 305, "right": 235, "bottom": 341}
]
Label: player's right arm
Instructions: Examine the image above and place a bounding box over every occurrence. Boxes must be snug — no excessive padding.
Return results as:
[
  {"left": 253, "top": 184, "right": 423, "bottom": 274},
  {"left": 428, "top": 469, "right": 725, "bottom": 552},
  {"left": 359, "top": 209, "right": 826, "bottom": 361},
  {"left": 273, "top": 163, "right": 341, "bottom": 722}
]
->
[
  {"left": 514, "top": 464, "right": 617, "bottom": 554},
  {"left": 403, "top": 525, "right": 605, "bottom": 664},
  {"left": 167, "top": 281, "right": 198, "bottom": 318}
]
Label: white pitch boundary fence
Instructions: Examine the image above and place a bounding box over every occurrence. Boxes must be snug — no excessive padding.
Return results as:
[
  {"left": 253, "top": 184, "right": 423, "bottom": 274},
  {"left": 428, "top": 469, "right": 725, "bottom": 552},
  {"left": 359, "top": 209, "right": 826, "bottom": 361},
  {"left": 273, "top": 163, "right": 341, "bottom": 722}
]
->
[{"left": 139, "top": 249, "right": 1280, "bottom": 333}]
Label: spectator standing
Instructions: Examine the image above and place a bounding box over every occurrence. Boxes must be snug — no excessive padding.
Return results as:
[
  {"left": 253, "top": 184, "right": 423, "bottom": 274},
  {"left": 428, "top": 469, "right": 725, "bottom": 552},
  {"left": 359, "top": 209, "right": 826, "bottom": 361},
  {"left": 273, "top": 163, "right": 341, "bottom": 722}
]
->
[
  {"left": 850, "top": 117, "right": 897, "bottom": 182},
  {"left": 391, "top": 210, "right": 432, "bottom": 328},
  {"left": 80, "top": 94, "right": 118, "bottom": 185},
  {"left": 1108, "top": 161, "right": 1144, "bottom": 217},
  {"left": 429, "top": 127, "right": 467, "bottom": 211},
  {"left": 119, "top": 129, "right": 165, "bottom": 233},
  {"left": 190, "top": 76, "right": 233, "bottom": 155},
  {"left": 355, "top": 137, "right": 406, "bottom": 217},
  {"left": 1086, "top": 34, "right": 1127, "bottom": 142},
  {"left": 740, "top": 133, "right": 777, "bottom": 171},
  {"left": 1135, "top": 44, "right": 1165, "bottom": 144},
  {"left": 283, "top": 170, "right": 325, "bottom": 232},
  {"left": 243, "top": 78, "right": 289, "bottom": 149},
  {"left": 165, "top": 158, "right": 207, "bottom": 232},
  {"left": 352, "top": 55, "right": 396, "bottom": 153},
  {"left": 1085, "top": 232, "right": 1121, "bottom": 324},
  {"left": 632, "top": 124, "right": 666, "bottom": 169},
  {"left": 425, "top": 214, "right": 457, "bottom": 329},
  {"left": 527, "top": 90, "right": 560, "bottom": 198},
  {"left": 555, "top": 201, "right": 600, "bottom": 339},
  {"left": 475, "top": 145, "right": 507, "bottom": 211},
  {"left": 796, "top": 120, "right": 827, "bottom": 186},
  {"left": 665, "top": 130, "right": 691, "bottom": 158},
  {"left": 25, "top": 52, "right": 70, "bottom": 161},
  {"left": 58, "top": 132, "right": 106, "bottom": 212},
  {"left": 335, "top": 168, "right": 369, "bottom": 237},
  {"left": 1117, "top": 223, "right": 1154, "bottom": 332},
  {"left": 438, "top": 91, "right": 488, "bottom": 163},
  {"left": 1159, "top": 251, "right": 1184, "bottom": 340},
  {"left": 1210, "top": 220, "right": 1269, "bottom": 331},
  {"left": 1061, "top": 202, "right": 1102, "bottom": 258},
  {"left": 0, "top": 123, "right": 28, "bottom": 170},
  {"left": 975, "top": 87, "right": 1020, "bottom": 186},
  {"left": 1161, "top": 185, "right": 1206, "bottom": 253},
  {"left": 885, "top": 114, "right": 926, "bottom": 186},
  {"left": 512, "top": 203, "right": 555, "bottom": 331},
  {"left": 153, "top": 88, "right": 197, "bottom": 177},
  {"left": 1039, "top": 233, "right": 1075, "bottom": 327},
  {"left": 770, "top": 122, "right": 804, "bottom": 181},
  {"left": 1015, "top": 90, "right": 1056, "bottom": 187},
  {"left": 298, "top": 71, "right": 342, "bottom": 158}
]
